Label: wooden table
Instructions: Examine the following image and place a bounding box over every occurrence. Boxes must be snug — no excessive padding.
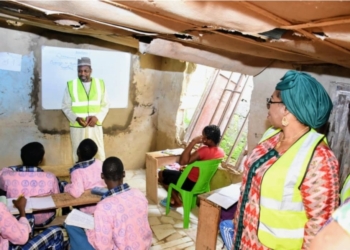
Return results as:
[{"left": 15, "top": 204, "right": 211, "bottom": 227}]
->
[
  {"left": 51, "top": 190, "right": 101, "bottom": 209},
  {"left": 195, "top": 188, "right": 223, "bottom": 250},
  {"left": 145, "top": 150, "right": 181, "bottom": 203}
]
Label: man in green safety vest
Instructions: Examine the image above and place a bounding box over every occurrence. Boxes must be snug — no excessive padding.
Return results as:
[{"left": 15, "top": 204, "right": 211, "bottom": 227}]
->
[{"left": 62, "top": 57, "right": 109, "bottom": 163}]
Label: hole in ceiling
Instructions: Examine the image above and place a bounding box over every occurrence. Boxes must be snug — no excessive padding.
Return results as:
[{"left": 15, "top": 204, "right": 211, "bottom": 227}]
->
[
  {"left": 312, "top": 32, "right": 328, "bottom": 40},
  {"left": 215, "top": 29, "right": 266, "bottom": 42},
  {"left": 54, "top": 20, "right": 86, "bottom": 29},
  {"left": 259, "top": 28, "right": 288, "bottom": 40},
  {"left": 133, "top": 36, "right": 154, "bottom": 44},
  {"left": 174, "top": 33, "right": 193, "bottom": 40}
]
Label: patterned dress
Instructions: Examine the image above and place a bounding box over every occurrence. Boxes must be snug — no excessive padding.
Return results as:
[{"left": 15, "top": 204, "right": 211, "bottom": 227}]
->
[{"left": 233, "top": 132, "right": 339, "bottom": 250}]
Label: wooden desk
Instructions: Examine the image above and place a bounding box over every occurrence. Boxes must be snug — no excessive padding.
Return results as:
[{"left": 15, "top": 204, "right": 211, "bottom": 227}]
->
[
  {"left": 51, "top": 190, "right": 101, "bottom": 209},
  {"left": 145, "top": 150, "right": 181, "bottom": 203},
  {"left": 195, "top": 188, "right": 223, "bottom": 250}
]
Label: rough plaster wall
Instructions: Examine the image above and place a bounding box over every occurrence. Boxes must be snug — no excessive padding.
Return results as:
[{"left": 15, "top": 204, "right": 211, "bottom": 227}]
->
[
  {"left": 155, "top": 59, "right": 196, "bottom": 150},
  {"left": 0, "top": 23, "right": 175, "bottom": 169},
  {"left": 249, "top": 61, "right": 350, "bottom": 152}
]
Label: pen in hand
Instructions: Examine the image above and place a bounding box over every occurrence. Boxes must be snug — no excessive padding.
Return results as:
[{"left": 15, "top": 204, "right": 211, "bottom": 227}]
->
[{"left": 12, "top": 195, "right": 27, "bottom": 217}]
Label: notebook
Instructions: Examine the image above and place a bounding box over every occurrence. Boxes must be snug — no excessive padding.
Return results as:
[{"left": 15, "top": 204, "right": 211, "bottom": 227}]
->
[
  {"left": 0, "top": 195, "right": 56, "bottom": 214},
  {"left": 65, "top": 209, "right": 94, "bottom": 229},
  {"left": 0, "top": 196, "right": 33, "bottom": 214}
]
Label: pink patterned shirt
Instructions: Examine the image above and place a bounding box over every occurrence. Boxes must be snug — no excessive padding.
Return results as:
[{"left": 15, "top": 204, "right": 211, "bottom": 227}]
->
[
  {"left": 0, "top": 170, "right": 59, "bottom": 225},
  {"left": 0, "top": 203, "right": 31, "bottom": 250},
  {"left": 64, "top": 159, "right": 105, "bottom": 214},
  {"left": 86, "top": 188, "right": 152, "bottom": 250}
]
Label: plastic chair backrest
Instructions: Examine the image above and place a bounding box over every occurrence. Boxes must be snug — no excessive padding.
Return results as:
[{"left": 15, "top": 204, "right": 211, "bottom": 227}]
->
[{"left": 176, "top": 158, "right": 222, "bottom": 194}]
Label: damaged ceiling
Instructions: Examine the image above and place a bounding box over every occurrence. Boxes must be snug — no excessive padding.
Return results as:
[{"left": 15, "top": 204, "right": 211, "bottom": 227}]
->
[{"left": 1, "top": 1, "right": 350, "bottom": 74}]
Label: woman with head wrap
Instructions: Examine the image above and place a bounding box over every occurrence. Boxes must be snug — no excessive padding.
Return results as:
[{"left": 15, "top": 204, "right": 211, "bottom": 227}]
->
[{"left": 233, "top": 70, "right": 339, "bottom": 250}]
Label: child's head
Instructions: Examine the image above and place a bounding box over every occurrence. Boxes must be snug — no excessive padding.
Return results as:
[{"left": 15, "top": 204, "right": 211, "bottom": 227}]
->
[
  {"left": 77, "top": 139, "right": 98, "bottom": 161},
  {"left": 21, "top": 142, "right": 45, "bottom": 166},
  {"left": 102, "top": 157, "right": 125, "bottom": 183},
  {"left": 202, "top": 125, "right": 221, "bottom": 145}
]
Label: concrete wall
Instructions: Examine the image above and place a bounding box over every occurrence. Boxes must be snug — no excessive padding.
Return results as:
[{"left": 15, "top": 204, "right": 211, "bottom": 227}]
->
[
  {"left": 0, "top": 24, "right": 188, "bottom": 169},
  {"left": 249, "top": 61, "right": 350, "bottom": 152}
]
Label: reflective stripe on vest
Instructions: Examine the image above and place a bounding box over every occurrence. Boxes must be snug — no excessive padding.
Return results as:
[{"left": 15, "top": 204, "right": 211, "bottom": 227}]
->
[
  {"left": 67, "top": 78, "right": 104, "bottom": 128},
  {"left": 257, "top": 128, "right": 325, "bottom": 250},
  {"left": 341, "top": 175, "right": 350, "bottom": 204}
]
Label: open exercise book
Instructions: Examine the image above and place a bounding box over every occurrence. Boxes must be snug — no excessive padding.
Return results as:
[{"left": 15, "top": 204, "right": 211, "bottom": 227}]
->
[
  {"left": 206, "top": 183, "right": 242, "bottom": 209},
  {"left": 161, "top": 148, "right": 184, "bottom": 156},
  {"left": 0, "top": 196, "right": 56, "bottom": 215},
  {"left": 65, "top": 209, "right": 94, "bottom": 230}
]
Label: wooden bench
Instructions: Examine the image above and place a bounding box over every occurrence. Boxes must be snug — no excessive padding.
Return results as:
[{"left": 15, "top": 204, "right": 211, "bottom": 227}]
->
[
  {"left": 51, "top": 190, "right": 101, "bottom": 209},
  {"left": 34, "top": 191, "right": 101, "bottom": 229}
]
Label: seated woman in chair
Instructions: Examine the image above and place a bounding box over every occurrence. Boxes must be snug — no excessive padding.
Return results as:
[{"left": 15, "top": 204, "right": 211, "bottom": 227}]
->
[{"left": 158, "top": 124, "right": 225, "bottom": 208}]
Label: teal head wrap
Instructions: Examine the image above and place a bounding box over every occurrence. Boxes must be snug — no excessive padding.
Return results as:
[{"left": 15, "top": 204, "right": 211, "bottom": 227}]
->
[{"left": 275, "top": 70, "right": 333, "bottom": 129}]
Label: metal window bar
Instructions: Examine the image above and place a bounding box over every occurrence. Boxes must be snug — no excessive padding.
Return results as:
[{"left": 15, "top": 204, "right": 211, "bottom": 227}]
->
[
  {"left": 226, "top": 110, "right": 249, "bottom": 165},
  {"left": 184, "top": 69, "right": 219, "bottom": 142},
  {"left": 216, "top": 74, "right": 248, "bottom": 142},
  {"left": 217, "top": 76, "right": 241, "bottom": 126},
  {"left": 208, "top": 71, "right": 234, "bottom": 126}
]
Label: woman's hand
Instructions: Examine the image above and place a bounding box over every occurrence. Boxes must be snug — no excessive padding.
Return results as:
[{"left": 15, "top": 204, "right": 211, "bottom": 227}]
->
[{"left": 192, "top": 135, "right": 203, "bottom": 144}]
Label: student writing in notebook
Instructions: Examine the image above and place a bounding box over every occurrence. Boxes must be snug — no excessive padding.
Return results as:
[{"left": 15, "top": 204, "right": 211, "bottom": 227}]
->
[
  {"left": 0, "top": 196, "right": 65, "bottom": 250},
  {"left": 65, "top": 156, "right": 152, "bottom": 250},
  {"left": 0, "top": 142, "right": 60, "bottom": 227},
  {"left": 64, "top": 139, "right": 105, "bottom": 214}
]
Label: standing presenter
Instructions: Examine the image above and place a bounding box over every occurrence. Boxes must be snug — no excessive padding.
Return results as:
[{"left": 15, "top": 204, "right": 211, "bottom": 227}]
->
[{"left": 62, "top": 57, "right": 109, "bottom": 163}]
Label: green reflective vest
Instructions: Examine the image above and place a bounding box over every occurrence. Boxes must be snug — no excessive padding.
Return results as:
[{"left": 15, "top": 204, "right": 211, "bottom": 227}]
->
[
  {"left": 67, "top": 78, "right": 105, "bottom": 128},
  {"left": 341, "top": 174, "right": 350, "bottom": 204},
  {"left": 257, "top": 127, "right": 325, "bottom": 250}
]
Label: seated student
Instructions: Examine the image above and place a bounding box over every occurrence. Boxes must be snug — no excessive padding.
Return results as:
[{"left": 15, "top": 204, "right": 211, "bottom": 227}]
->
[
  {"left": 65, "top": 157, "right": 152, "bottom": 250},
  {"left": 0, "top": 196, "right": 65, "bottom": 250},
  {"left": 0, "top": 142, "right": 59, "bottom": 227},
  {"left": 64, "top": 139, "right": 105, "bottom": 214},
  {"left": 158, "top": 124, "right": 225, "bottom": 208}
]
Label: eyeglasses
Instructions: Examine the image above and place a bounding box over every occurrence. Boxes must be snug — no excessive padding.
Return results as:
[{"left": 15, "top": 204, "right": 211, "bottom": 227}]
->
[{"left": 266, "top": 98, "right": 283, "bottom": 109}]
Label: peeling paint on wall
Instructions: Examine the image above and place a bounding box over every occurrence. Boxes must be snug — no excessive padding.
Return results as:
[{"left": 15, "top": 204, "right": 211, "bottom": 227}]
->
[{"left": 0, "top": 25, "right": 188, "bottom": 170}]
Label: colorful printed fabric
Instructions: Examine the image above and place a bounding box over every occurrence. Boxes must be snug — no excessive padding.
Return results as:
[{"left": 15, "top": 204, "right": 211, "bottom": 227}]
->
[
  {"left": 8, "top": 166, "right": 43, "bottom": 172},
  {"left": 86, "top": 188, "right": 152, "bottom": 250},
  {"left": 0, "top": 203, "right": 31, "bottom": 250},
  {"left": 101, "top": 183, "right": 130, "bottom": 200},
  {"left": 187, "top": 146, "right": 225, "bottom": 182},
  {"left": 0, "top": 169, "right": 59, "bottom": 226},
  {"left": 64, "top": 159, "right": 105, "bottom": 214},
  {"left": 69, "top": 159, "right": 95, "bottom": 174},
  {"left": 233, "top": 132, "right": 339, "bottom": 250}
]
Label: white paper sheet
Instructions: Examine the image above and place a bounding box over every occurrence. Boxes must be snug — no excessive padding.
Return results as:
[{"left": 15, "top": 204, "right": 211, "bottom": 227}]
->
[
  {"left": 65, "top": 209, "right": 94, "bottom": 229},
  {"left": 218, "top": 183, "right": 241, "bottom": 200},
  {"left": 162, "top": 148, "right": 184, "bottom": 155},
  {"left": 0, "top": 52, "right": 22, "bottom": 71},
  {"left": 207, "top": 183, "right": 241, "bottom": 209},
  {"left": 6, "top": 197, "right": 33, "bottom": 214},
  {"left": 30, "top": 196, "right": 56, "bottom": 210}
]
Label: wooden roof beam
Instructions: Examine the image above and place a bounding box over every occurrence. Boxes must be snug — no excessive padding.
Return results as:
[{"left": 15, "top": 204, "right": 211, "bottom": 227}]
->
[
  {"left": 239, "top": 1, "right": 350, "bottom": 57},
  {"left": 280, "top": 16, "right": 350, "bottom": 30}
]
